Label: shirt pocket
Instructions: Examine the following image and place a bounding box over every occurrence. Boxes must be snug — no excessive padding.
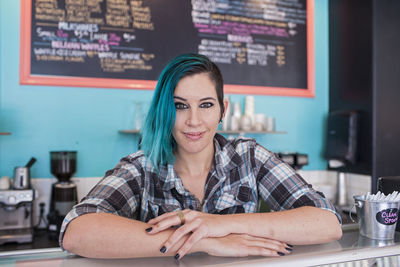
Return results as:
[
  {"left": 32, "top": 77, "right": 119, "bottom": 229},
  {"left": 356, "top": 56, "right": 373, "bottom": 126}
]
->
[
  {"left": 214, "top": 183, "right": 254, "bottom": 213},
  {"left": 147, "top": 199, "right": 181, "bottom": 218}
]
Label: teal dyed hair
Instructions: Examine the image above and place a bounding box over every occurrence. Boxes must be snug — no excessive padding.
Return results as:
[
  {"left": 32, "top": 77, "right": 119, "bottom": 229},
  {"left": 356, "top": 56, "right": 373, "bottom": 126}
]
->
[{"left": 140, "top": 53, "right": 224, "bottom": 171}]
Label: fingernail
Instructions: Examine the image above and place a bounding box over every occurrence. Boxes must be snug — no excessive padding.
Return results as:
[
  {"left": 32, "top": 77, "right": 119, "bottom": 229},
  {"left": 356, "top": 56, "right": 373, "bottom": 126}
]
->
[
  {"left": 160, "top": 246, "right": 166, "bottom": 253},
  {"left": 278, "top": 252, "right": 285, "bottom": 256},
  {"left": 287, "top": 244, "right": 293, "bottom": 248},
  {"left": 145, "top": 227, "right": 152, "bottom": 232},
  {"left": 286, "top": 247, "right": 293, "bottom": 252},
  {"left": 174, "top": 253, "right": 180, "bottom": 260}
]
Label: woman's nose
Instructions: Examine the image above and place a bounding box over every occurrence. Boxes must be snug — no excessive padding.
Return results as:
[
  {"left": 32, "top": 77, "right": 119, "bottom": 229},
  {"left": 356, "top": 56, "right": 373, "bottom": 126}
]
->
[{"left": 186, "top": 108, "right": 201, "bottom": 126}]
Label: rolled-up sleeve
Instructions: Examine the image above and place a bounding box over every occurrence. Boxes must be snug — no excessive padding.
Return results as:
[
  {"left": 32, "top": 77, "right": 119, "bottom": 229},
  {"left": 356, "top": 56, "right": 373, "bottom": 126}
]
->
[
  {"left": 59, "top": 163, "right": 143, "bottom": 250},
  {"left": 255, "top": 145, "right": 341, "bottom": 224}
]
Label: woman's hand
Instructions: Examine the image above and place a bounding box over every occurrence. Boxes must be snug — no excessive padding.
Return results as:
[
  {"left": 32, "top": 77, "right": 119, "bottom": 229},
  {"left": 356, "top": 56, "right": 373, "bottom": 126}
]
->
[
  {"left": 204, "top": 234, "right": 292, "bottom": 258},
  {"left": 146, "top": 209, "right": 231, "bottom": 258}
]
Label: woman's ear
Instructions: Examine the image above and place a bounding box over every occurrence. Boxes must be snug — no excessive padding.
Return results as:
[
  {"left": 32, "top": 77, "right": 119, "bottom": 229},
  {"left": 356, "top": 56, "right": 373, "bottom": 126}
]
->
[{"left": 222, "top": 98, "right": 229, "bottom": 120}]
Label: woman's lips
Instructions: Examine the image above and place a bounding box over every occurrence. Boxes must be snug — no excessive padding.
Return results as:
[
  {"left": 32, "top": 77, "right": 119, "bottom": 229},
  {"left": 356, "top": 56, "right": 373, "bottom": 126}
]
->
[{"left": 184, "top": 131, "right": 205, "bottom": 141}]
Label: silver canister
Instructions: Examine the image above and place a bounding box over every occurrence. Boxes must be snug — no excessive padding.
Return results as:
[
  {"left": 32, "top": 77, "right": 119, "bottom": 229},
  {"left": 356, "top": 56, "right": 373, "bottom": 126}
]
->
[
  {"left": 13, "top": 167, "right": 30, "bottom": 190},
  {"left": 353, "top": 195, "right": 400, "bottom": 240}
]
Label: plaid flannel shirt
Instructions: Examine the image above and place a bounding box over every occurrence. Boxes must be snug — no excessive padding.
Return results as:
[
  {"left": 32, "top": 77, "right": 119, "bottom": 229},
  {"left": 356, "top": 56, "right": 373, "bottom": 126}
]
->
[{"left": 59, "top": 134, "right": 340, "bottom": 248}]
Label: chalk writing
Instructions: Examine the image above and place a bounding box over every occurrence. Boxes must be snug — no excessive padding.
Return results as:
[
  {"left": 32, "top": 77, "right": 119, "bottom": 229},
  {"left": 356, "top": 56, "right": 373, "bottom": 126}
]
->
[
  {"left": 192, "top": 0, "right": 303, "bottom": 67},
  {"left": 32, "top": 0, "right": 156, "bottom": 74}
]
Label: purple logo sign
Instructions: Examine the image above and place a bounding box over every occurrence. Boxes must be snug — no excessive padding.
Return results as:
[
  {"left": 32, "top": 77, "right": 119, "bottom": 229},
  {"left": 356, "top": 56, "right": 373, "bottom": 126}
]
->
[{"left": 376, "top": 208, "right": 399, "bottom": 225}]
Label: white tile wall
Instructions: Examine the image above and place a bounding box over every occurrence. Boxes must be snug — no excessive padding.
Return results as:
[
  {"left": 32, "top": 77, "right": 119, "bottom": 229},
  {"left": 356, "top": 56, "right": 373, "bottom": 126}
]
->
[
  {"left": 31, "top": 177, "right": 101, "bottom": 228},
  {"left": 345, "top": 172, "right": 372, "bottom": 204},
  {"left": 29, "top": 171, "right": 371, "bottom": 228}
]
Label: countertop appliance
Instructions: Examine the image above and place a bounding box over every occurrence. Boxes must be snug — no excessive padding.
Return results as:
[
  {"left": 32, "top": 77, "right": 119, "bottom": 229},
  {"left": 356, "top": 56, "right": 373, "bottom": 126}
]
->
[
  {"left": 0, "top": 189, "right": 34, "bottom": 245},
  {"left": 13, "top": 158, "right": 36, "bottom": 190},
  {"left": 278, "top": 152, "right": 309, "bottom": 170},
  {"left": 47, "top": 151, "right": 78, "bottom": 239}
]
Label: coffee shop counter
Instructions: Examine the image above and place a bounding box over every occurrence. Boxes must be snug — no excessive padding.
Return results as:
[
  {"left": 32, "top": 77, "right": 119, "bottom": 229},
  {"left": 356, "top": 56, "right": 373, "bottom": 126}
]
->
[{"left": 0, "top": 225, "right": 400, "bottom": 267}]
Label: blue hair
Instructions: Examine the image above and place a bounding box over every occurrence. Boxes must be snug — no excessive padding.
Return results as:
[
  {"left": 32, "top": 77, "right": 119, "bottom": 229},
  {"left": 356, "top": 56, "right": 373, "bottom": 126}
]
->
[{"left": 140, "top": 53, "right": 224, "bottom": 171}]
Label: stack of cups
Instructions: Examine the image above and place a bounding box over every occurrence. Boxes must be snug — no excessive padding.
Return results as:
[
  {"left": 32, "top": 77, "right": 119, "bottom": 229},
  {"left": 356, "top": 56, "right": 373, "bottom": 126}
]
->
[
  {"left": 230, "top": 102, "right": 242, "bottom": 131},
  {"left": 244, "top": 96, "right": 255, "bottom": 116},
  {"left": 241, "top": 96, "right": 254, "bottom": 131},
  {"left": 254, "top": 114, "right": 266, "bottom": 131},
  {"left": 222, "top": 97, "right": 231, "bottom": 131},
  {"left": 266, "top": 116, "right": 275, "bottom": 132}
]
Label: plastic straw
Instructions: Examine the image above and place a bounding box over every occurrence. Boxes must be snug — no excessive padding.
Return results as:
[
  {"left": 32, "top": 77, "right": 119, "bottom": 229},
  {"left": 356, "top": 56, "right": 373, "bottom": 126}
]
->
[{"left": 363, "top": 191, "right": 400, "bottom": 202}]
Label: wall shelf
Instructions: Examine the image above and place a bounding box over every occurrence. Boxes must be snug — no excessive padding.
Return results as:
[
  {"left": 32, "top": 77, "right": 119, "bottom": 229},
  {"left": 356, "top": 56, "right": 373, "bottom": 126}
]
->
[
  {"left": 218, "top": 130, "right": 287, "bottom": 135},
  {"left": 119, "top": 130, "right": 286, "bottom": 135},
  {"left": 0, "top": 132, "right": 11, "bottom": 135},
  {"left": 119, "top": 130, "right": 140, "bottom": 134}
]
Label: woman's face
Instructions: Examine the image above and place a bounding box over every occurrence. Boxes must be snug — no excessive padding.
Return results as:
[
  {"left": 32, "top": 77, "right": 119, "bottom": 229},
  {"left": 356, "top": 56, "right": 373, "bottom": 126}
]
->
[{"left": 172, "top": 72, "right": 223, "bottom": 157}]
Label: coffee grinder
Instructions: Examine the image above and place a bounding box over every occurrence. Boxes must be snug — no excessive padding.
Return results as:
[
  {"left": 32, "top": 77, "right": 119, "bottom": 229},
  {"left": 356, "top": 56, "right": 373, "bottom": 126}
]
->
[{"left": 47, "top": 151, "right": 78, "bottom": 238}]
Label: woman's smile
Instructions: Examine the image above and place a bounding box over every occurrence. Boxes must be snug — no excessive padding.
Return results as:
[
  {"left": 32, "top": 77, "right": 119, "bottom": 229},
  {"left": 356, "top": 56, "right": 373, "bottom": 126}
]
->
[{"left": 183, "top": 131, "right": 206, "bottom": 141}]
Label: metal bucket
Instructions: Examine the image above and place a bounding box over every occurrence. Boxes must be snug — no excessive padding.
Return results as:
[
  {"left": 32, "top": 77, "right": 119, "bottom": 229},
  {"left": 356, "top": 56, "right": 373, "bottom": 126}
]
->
[{"left": 353, "top": 195, "right": 400, "bottom": 240}]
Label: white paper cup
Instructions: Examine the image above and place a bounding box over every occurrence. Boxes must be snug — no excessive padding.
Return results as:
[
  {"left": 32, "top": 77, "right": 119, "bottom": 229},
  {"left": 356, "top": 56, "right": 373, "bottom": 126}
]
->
[{"left": 0, "top": 176, "right": 10, "bottom": 190}]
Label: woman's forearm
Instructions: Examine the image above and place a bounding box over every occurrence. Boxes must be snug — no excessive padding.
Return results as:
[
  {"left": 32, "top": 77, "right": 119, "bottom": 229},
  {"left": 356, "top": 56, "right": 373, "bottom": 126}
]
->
[
  {"left": 62, "top": 212, "right": 292, "bottom": 259},
  {"left": 226, "top": 207, "right": 342, "bottom": 245},
  {"left": 145, "top": 207, "right": 341, "bottom": 258},
  {"left": 62, "top": 213, "right": 202, "bottom": 258}
]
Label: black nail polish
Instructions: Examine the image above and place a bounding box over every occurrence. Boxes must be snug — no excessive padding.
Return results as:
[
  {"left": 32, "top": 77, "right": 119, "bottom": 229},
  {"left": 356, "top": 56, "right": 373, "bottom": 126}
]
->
[
  {"left": 145, "top": 227, "right": 152, "bottom": 232},
  {"left": 278, "top": 252, "right": 285, "bottom": 256},
  {"left": 287, "top": 244, "right": 293, "bottom": 248},
  {"left": 286, "top": 247, "right": 293, "bottom": 252},
  {"left": 160, "top": 246, "right": 166, "bottom": 253},
  {"left": 174, "top": 253, "right": 180, "bottom": 260}
]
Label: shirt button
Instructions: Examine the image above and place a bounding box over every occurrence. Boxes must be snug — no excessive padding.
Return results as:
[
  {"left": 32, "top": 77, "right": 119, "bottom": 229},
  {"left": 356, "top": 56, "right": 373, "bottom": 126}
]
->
[{"left": 189, "top": 205, "right": 194, "bottom": 210}]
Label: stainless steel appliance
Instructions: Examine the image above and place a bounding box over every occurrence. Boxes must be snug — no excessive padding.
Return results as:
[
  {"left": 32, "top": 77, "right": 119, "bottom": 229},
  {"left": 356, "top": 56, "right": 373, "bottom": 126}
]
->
[
  {"left": 278, "top": 152, "right": 309, "bottom": 170},
  {"left": 12, "top": 158, "right": 36, "bottom": 190},
  {"left": 0, "top": 189, "right": 34, "bottom": 245},
  {"left": 13, "top": 167, "right": 30, "bottom": 190},
  {"left": 47, "top": 151, "right": 78, "bottom": 239}
]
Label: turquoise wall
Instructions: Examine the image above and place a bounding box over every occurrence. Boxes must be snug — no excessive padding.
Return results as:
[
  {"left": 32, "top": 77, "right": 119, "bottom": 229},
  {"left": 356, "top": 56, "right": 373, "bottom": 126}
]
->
[{"left": 0, "top": 0, "right": 329, "bottom": 179}]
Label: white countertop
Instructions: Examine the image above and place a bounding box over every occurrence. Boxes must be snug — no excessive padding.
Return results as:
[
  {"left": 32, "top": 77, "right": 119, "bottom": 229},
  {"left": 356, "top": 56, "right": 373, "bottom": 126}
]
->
[{"left": 1, "top": 226, "right": 400, "bottom": 267}]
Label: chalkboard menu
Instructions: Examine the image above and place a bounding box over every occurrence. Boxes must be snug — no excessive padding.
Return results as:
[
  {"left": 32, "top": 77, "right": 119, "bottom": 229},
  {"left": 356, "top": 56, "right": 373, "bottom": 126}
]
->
[{"left": 20, "top": 0, "right": 314, "bottom": 97}]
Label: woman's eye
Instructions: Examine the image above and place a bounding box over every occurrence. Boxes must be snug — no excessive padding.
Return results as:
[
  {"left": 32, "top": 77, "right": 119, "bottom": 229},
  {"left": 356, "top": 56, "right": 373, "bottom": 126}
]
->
[
  {"left": 200, "top": 102, "right": 214, "bottom": 108},
  {"left": 175, "top": 102, "right": 188, "bottom": 110}
]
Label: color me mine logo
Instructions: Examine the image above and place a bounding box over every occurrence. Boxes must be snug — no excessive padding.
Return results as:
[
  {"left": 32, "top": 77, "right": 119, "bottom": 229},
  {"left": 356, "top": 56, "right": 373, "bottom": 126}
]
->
[{"left": 376, "top": 208, "right": 399, "bottom": 225}]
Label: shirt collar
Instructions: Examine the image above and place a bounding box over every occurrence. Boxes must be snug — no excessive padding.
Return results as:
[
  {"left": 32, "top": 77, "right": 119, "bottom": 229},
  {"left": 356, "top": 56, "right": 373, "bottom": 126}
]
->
[
  {"left": 158, "top": 163, "right": 180, "bottom": 191},
  {"left": 160, "top": 134, "right": 243, "bottom": 191},
  {"left": 213, "top": 133, "right": 242, "bottom": 173}
]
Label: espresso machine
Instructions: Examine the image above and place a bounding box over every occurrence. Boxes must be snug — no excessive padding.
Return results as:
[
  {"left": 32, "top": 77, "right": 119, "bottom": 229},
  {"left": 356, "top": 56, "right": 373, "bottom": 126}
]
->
[
  {"left": 47, "top": 151, "right": 78, "bottom": 238},
  {"left": 278, "top": 152, "right": 309, "bottom": 170},
  {"left": 0, "top": 158, "right": 36, "bottom": 245},
  {"left": 0, "top": 190, "right": 35, "bottom": 245}
]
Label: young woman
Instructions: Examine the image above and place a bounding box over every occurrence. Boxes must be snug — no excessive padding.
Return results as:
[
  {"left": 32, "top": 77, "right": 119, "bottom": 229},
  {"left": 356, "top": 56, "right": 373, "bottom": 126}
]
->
[{"left": 61, "top": 53, "right": 342, "bottom": 259}]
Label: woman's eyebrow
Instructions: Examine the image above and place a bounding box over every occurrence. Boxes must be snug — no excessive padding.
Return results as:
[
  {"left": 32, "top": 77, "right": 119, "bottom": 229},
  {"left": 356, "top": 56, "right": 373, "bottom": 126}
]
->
[
  {"left": 173, "top": 96, "right": 186, "bottom": 101},
  {"left": 200, "top": 97, "right": 216, "bottom": 101},
  {"left": 173, "top": 96, "right": 216, "bottom": 101}
]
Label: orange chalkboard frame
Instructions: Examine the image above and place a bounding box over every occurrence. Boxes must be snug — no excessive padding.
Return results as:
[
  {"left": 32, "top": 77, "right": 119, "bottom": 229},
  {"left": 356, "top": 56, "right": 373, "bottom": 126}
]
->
[{"left": 20, "top": 0, "right": 314, "bottom": 97}]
